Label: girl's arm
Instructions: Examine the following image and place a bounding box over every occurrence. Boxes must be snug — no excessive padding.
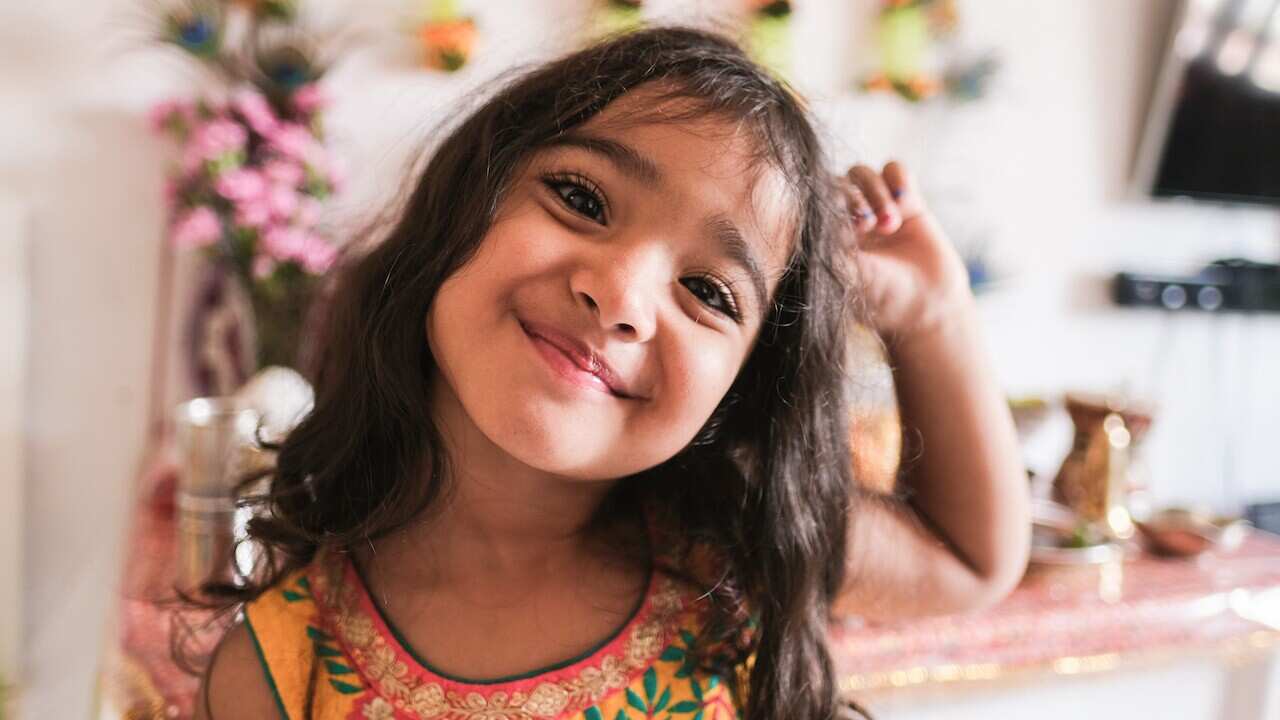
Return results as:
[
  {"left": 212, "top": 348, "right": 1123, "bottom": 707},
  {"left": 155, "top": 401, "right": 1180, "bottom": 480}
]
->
[
  {"left": 833, "top": 299, "right": 1031, "bottom": 620},
  {"left": 195, "top": 621, "right": 282, "bottom": 719},
  {"left": 830, "top": 162, "right": 1031, "bottom": 621}
]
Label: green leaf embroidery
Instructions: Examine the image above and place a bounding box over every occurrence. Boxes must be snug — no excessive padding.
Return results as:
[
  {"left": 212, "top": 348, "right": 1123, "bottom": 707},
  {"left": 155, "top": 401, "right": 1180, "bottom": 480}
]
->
[
  {"left": 691, "top": 678, "right": 703, "bottom": 701},
  {"left": 671, "top": 701, "right": 701, "bottom": 712},
  {"left": 660, "top": 647, "right": 685, "bottom": 662},
  {"left": 626, "top": 688, "right": 646, "bottom": 714},
  {"left": 654, "top": 686, "right": 671, "bottom": 713},
  {"left": 323, "top": 660, "right": 354, "bottom": 675},
  {"left": 297, "top": 576, "right": 310, "bottom": 590},
  {"left": 315, "top": 645, "right": 342, "bottom": 658},
  {"left": 282, "top": 590, "right": 306, "bottom": 602},
  {"left": 614, "top": 710, "right": 629, "bottom": 720},
  {"left": 584, "top": 708, "right": 603, "bottom": 720},
  {"left": 305, "top": 625, "right": 332, "bottom": 642},
  {"left": 643, "top": 668, "right": 657, "bottom": 702},
  {"left": 329, "top": 678, "right": 361, "bottom": 694},
  {"left": 664, "top": 629, "right": 698, "bottom": 680},
  {"left": 692, "top": 710, "right": 704, "bottom": 720}
]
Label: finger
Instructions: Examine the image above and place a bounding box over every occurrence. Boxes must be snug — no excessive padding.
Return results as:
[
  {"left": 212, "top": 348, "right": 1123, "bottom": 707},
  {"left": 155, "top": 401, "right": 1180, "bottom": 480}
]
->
[
  {"left": 836, "top": 177, "right": 877, "bottom": 235},
  {"left": 881, "top": 161, "right": 925, "bottom": 218},
  {"left": 847, "top": 165, "right": 901, "bottom": 234}
]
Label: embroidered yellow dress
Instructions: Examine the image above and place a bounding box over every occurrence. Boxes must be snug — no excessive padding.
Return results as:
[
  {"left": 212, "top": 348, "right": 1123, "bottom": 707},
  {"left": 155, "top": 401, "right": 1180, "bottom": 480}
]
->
[{"left": 243, "top": 549, "right": 745, "bottom": 720}]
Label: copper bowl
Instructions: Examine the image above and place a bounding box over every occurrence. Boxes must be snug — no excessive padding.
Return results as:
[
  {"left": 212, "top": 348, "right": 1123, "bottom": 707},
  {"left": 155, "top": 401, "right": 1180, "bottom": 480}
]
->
[{"left": 1134, "top": 507, "right": 1249, "bottom": 558}]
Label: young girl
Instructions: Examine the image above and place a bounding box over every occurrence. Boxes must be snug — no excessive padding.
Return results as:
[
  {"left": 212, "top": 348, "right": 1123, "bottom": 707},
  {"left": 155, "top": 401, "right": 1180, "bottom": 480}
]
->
[{"left": 196, "top": 25, "right": 1030, "bottom": 720}]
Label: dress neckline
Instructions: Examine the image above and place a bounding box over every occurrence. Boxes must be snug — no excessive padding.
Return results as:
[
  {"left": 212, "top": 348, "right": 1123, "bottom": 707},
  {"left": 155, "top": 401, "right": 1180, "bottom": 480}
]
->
[
  {"left": 350, "top": 552, "right": 658, "bottom": 685},
  {"left": 306, "top": 545, "right": 693, "bottom": 718}
]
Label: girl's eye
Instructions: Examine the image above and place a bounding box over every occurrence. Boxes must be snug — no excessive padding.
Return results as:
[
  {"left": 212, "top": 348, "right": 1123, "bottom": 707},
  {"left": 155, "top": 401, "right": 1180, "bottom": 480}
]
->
[
  {"left": 682, "top": 275, "right": 741, "bottom": 321},
  {"left": 542, "top": 175, "right": 607, "bottom": 224}
]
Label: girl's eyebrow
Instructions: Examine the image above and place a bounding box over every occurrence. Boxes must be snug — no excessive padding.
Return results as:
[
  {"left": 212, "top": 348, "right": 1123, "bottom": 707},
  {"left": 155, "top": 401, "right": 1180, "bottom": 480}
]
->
[
  {"left": 705, "top": 216, "right": 769, "bottom": 313},
  {"left": 546, "top": 131, "right": 664, "bottom": 186}
]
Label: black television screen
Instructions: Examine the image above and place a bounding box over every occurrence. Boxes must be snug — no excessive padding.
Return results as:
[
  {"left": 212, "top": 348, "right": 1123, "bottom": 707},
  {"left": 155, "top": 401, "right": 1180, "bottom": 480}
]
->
[{"left": 1136, "top": 0, "right": 1280, "bottom": 207}]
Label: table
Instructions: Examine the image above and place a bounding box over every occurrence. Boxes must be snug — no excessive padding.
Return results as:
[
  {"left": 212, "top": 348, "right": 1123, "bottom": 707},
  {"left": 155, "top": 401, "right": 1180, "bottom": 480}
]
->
[{"left": 831, "top": 534, "right": 1280, "bottom": 717}]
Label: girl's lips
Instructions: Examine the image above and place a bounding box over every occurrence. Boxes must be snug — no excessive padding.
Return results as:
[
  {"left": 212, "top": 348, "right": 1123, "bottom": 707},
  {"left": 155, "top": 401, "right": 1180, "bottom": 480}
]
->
[{"left": 519, "top": 320, "right": 629, "bottom": 399}]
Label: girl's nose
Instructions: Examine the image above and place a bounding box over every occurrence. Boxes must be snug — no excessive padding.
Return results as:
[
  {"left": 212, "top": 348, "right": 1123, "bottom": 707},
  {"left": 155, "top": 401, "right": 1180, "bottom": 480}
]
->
[{"left": 569, "top": 247, "right": 663, "bottom": 343}]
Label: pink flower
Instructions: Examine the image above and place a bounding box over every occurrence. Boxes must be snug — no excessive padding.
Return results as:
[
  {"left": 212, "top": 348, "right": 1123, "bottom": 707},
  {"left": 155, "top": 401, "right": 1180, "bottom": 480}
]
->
[
  {"left": 215, "top": 168, "right": 268, "bottom": 202},
  {"left": 259, "top": 225, "right": 336, "bottom": 274},
  {"left": 324, "top": 155, "right": 347, "bottom": 194},
  {"left": 295, "top": 196, "right": 323, "bottom": 227},
  {"left": 190, "top": 118, "right": 248, "bottom": 162},
  {"left": 266, "top": 183, "right": 300, "bottom": 222},
  {"left": 262, "top": 158, "right": 305, "bottom": 187},
  {"left": 291, "top": 83, "right": 331, "bottom": 115},
  {"left": 260, "top": 225, "right": 307, "bottom": 262},
  {"left": 148, "top": 99, "right": 194, "bottom": 134},
  {"left": 268, "top": 122, "right": 322, "bottom": 164},
  {"left": 252, "top": 255, "right": 277, "bottom": 279},
  {"left": 232, "top": 88, "right": 279, "bottom": 137},
  {"left": 233, "top": 197, "right": 272, "bottom": 228},
  {"left": 169, "top": 206, "right": 222, "bottom": 250},
  {"left": 299, "top": 235, "right": 337, "bottom": 273}
]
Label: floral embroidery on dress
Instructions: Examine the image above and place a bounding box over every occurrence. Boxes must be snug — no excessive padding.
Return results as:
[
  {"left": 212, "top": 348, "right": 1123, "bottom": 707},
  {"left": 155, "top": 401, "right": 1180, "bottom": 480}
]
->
[
  {"left": 362, "top": 697, "right": 397, "bottom": 720},
  {"left": 306, "top": 550, "right": 697, "bottom": 720}
]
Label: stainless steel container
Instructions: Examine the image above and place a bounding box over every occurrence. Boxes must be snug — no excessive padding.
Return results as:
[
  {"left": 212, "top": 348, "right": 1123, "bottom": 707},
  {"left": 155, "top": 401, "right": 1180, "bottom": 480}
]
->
[{"left": 173, "top": 397, "right": 260, "bottom": 592}]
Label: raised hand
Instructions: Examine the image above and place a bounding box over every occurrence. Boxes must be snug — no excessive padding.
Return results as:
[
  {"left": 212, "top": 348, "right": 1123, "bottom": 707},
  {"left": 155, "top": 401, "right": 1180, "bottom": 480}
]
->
[{"left": 836, "top": 161, "right": 973, "bottom": 344}]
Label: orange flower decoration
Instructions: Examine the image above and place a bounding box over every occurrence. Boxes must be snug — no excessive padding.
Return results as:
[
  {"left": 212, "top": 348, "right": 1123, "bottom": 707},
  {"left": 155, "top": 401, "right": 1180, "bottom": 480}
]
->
[
  {"left": 905, "top": 75, "right": 940, "bottom": 98},
  {"left": 418, "top": 17, "right": 476, "bottom": 72}
]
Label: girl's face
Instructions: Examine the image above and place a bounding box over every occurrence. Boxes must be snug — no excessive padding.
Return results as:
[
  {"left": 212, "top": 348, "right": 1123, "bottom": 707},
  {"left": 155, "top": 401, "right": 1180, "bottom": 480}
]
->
[{"left": 427, "top": 89, "right": 795, "bottom": 480}]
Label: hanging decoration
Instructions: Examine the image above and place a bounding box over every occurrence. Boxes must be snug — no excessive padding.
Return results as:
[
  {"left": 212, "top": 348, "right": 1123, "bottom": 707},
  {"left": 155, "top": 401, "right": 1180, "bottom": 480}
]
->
[
  {"left": 744, "top": 0, "right": 794, "bottom": 81},
  {"left": 413, "top": 0, "right": 477, "bottom": 72},
  {"left": 589, "top": 0, "right": 645, "bottom": 42},
  {"left": 150, "top": 0, "right": 350, "bottom": 392},
  {"left": 860, "top": 0, "right": 999, "bottom": 103}
]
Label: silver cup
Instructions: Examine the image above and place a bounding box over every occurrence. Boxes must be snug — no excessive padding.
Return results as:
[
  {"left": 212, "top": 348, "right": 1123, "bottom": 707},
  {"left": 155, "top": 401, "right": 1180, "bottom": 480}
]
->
[{"left": 173, "top": 397, "right": 261, "bottom": 592}]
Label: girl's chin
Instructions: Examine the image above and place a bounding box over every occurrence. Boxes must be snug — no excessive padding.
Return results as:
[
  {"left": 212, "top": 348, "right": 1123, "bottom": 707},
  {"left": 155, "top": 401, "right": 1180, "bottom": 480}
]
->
[{"left": 491, "top": 422, "right": 655, "bottom": 480}]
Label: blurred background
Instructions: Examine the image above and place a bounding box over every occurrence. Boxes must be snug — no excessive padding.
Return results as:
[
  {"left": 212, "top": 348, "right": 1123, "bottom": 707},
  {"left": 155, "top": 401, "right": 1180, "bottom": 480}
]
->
[{"left": 2, "top": 0, "right": 1279, "bottom": 718}]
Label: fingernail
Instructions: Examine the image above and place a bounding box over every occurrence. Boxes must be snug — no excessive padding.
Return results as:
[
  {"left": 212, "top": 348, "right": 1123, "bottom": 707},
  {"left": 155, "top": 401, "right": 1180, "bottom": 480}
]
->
[{"left": 891, "top": 188, "right": 904, "bottom": 199}]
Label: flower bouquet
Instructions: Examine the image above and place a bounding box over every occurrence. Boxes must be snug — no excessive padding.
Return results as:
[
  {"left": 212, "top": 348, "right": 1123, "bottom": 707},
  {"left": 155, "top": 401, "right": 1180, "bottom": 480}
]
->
[{"left": 150, "top": 0, "right": 347, "bottom": 386}]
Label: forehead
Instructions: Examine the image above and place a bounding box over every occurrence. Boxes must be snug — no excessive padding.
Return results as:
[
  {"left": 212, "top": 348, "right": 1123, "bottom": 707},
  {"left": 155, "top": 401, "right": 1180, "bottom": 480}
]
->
[{"left": 563, "top": 86, "right": 797, "bottom": 278}]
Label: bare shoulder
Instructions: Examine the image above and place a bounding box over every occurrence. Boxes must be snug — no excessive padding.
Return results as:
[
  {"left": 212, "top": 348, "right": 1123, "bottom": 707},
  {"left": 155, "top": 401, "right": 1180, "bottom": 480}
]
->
[{"left": 194, "top": 620, "right": 282, "bottom": 720}]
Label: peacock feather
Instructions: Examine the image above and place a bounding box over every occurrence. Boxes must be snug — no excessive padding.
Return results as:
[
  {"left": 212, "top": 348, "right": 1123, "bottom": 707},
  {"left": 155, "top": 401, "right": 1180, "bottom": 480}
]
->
[
  {"left": 250, "top": 23, "right": 330, "bottom": 99},
  {"left": 160, "top": 0, "right": 224, "bottom": 58}
]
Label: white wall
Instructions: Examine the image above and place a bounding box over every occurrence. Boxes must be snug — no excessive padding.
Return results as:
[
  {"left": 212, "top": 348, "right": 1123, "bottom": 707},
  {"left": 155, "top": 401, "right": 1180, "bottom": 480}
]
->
[
  {"left": 2, "top": 0, "right": 1278, "bottom": 717},
  {"left": 0, "top": 195, "right": 27, "bottom": 694}
]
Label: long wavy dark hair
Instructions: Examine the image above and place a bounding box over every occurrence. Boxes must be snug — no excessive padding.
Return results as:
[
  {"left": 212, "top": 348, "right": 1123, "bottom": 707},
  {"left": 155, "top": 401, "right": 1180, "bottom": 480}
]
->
[{"left": 199, "top": 24, "right": 867, "bottom": 720}]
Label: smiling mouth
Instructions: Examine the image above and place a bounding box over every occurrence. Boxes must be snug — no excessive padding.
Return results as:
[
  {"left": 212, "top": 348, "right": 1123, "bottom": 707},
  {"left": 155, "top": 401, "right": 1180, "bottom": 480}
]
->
[{"left": 519, "top": 321, "right": 631, "bottom": 399}]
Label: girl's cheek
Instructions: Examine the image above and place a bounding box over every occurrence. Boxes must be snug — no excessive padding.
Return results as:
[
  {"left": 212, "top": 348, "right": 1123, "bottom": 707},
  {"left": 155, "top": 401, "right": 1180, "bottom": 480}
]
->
[
  {"left": 497, "top": 206, "right": 574, "bottom": 268},
  {"left": 668, "top": 336, "right": 739, "bottom": 418}
]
